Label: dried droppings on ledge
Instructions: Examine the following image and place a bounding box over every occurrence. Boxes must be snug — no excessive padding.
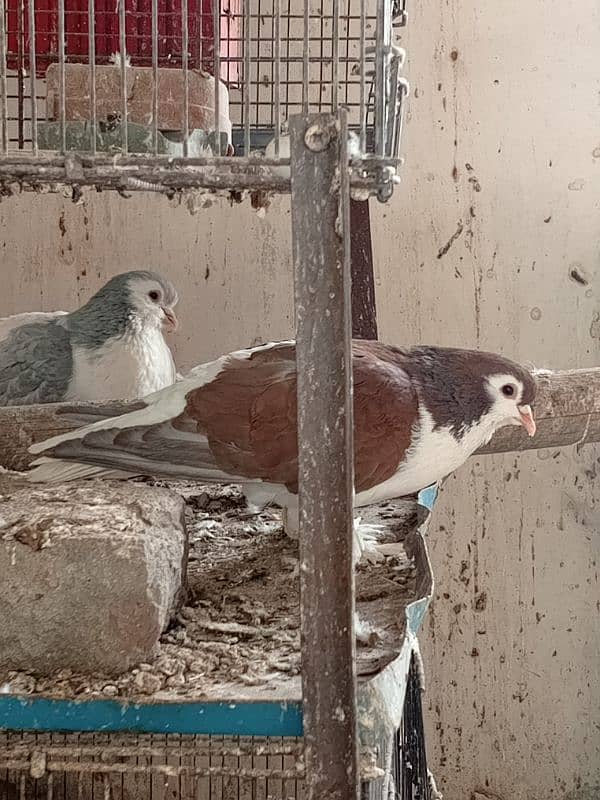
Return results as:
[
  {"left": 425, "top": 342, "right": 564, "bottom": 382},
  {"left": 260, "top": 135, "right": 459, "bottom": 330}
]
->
[{"left": 0, "top": 481, "right": 419, "bottom": 702}]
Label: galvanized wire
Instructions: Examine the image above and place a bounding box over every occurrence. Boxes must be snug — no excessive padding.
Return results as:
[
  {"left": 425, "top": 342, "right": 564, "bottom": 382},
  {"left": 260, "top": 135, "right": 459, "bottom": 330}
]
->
[
  {"left": 119, "top": 0, "right": 128, "bottom": 153},
  {"left": 26, "top": 0, "right": 37, "bottom": 152},
  {"left": 57, "top": 0, "right": 65, "bottom": 153},
  {"left": 182, "top": 0, "right": 189, "bottom": 157},
  {"left": 212, "top": 0, "right": 221, "bottom": 154},
  {"left": 0, "top": 0, "right": 7, "bottom": 153},
  {"left": 151, "top": 0, "right": 159, "bottom": 154},
  {"left": 88, "top": 0, "right": 97, "bottom": 154}
]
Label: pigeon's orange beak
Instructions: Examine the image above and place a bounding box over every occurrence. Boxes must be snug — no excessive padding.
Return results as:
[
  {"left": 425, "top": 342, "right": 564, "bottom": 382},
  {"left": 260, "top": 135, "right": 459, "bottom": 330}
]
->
[
  {"left": 518, "top": 404, "right": 536, "bottom": 437},
  {"left": 162, "top": 307, "right": 178, "bottom": 332}
]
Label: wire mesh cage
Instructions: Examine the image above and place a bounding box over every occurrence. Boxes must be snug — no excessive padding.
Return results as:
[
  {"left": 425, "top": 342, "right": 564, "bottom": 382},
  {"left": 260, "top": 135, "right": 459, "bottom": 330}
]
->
[
  {"left": 0, "top": 0, "right": 409, "bottom": 199},
  {"left": 0, "top": 660, "right": 435, "bottom": 800}
]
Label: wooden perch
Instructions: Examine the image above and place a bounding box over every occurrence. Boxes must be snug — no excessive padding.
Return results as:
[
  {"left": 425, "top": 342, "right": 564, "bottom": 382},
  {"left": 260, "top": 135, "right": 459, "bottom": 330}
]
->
[
  {"left": 0, "top": 369, "right": 598, "bottom": 473},
  {"left": 477, "top": 368, "right": 600, "bottom": 455}
]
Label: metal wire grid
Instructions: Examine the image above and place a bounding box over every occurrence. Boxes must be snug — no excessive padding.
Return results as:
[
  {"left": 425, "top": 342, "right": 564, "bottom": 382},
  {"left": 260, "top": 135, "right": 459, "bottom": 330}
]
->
[
  {"left": 0, "top": 0, "right": 408, "bottom": 197},
  {"left": 0, "top": 717, "right": 432, "bottom": 800},
  {"left": 0, "top": 0, "right": 406, "bottom": 150},
  {"left": 0, "top": 733, "right": 306, "bottom": 799}
]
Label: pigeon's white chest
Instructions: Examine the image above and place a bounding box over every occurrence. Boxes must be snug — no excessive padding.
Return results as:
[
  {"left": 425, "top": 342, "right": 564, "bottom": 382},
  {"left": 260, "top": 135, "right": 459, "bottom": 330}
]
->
[
  {"left": 355, "top": 406, "right": 493, "bottom": 506},
  {"left": 65, "top": 327, "right": 176, "bottom": 402}
]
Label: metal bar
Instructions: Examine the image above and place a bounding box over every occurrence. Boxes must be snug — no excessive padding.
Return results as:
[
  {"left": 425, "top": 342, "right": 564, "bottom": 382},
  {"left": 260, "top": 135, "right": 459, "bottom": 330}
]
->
[
  {"left": 385, "top": 54, "right": 400, "bottom": 155},
  {"left": 302, "top": 0, "right": 309, "bottom": 112},
  {"left": 0, "top": 761, "right": 303, "bottom": 780},
  {"left": 273, "top": 0, "right": 280, "bottom": 155},
  {"left": 27, "top": 0, "right": 37, "bottom": 153},
  {"left": 289, "top": 109, "right": 358, "bottom": 800},
  {"left": 0, "top": 153, "right": 293, "bottom": 167},
  {"left": 0, "top": 0, "right": 8, "bottom": 153},
  {"left": 373, "top": 0, "right": 386, "bottom": 157},
  {"left": 242, "top": 0, "right": 250, "bottom": 154},
  {"left": 119, "top": 0, "right": 128, "bottom": 153},
  {"left": 359, "top": 0, "right": 366, "bottom": 151},
  {"left": 393, "top": 79, "right": 409, "bottom": 158},
  {"left": 0, "top": 742, "right": 303, "bottom": 759},
  {"left": 350, "top": 198, "right": 377, "bottom": 339},
  {"left": 331, "top": 0, "right": 339, "bottom": 111},
  {"left": 151, "top": 0, "right": 158, "bottom": 154},
  {"left": 57, "top": 0, "right": 65, "bottom": 153},
  {"left": 212, "top": 0, "right": 221, "bottom": 154},
  {"left": 88, "top": 0, "right": 97, "bottom": 154},
  {"left": 16, "top": 0, "right": 24, "bottom": 148},
  {"left": 182, "top": 0, "right": 189, "bottom": 156},
  {"left": 0, "top": 162, "right": 292, "bottom": 191}
]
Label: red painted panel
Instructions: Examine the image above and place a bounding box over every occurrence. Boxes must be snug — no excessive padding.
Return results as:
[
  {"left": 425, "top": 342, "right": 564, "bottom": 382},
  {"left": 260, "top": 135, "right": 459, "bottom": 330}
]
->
[{"left": 5, "top": 0, "right": 242, "bottom": 81}]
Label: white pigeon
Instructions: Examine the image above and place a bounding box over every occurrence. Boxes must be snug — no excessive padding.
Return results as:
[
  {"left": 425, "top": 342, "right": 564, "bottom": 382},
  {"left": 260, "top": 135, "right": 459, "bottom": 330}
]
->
[{"left": 0, "top": 270, "right": 179, "bottom": 406}]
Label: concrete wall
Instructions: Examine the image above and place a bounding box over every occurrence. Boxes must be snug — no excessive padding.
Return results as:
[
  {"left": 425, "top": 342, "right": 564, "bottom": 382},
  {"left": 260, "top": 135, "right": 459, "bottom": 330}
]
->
[{"left": 0, "top": 0, "right": 598, "bottom": 797}]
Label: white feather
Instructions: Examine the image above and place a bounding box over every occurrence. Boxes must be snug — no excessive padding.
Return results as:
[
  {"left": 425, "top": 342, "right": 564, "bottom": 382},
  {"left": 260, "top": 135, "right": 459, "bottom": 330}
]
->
[
  {"left": 29, "top": 340, "right": 291, "bottom": 457},
  {"left": 355, "top": 404, "right": 498, "bottom": 507},
  {"left": 64, "top": 325, "right": 177, "bottom": 403},
  {"left": 27, "top": 458, "right": 132, "bottom": 483},
  {"left": 109, "top": 51, "right": 131, "bottom": 68},
  {"left": 0, "top": 311, "right": 67, "bottom": 343}
]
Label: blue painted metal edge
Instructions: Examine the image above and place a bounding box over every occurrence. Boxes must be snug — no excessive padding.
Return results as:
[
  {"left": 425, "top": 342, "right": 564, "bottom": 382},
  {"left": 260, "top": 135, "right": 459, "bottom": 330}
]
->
[
  {"left": 407, "top": 483, "right": 437, "bottom": 634},
  {"left": 0, "top": 696, "right": 303, "bottom": 737}
]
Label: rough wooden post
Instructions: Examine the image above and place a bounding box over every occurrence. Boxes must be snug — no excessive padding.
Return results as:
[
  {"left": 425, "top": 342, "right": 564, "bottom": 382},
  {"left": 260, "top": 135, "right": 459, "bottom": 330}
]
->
[
  {"left": 290, "top": 110, "right": 359, "bottom": 800},
  {"left": 350, "top": 198, "right": 378, "bottom": 339}
]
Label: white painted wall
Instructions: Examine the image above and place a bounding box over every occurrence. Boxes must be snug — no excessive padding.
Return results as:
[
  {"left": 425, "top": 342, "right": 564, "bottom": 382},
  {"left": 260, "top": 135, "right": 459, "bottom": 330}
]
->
[{"left": 0, "top": 0, "right": 598, "bottom": 797}]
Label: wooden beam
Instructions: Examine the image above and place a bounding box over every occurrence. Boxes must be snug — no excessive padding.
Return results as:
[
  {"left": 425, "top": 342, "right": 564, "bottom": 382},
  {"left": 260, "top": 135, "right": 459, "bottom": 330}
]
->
[
  {"left": 477, "top": 368, "right": 600, "bottom": 455},
  {"left": 0, "top": 401, "right": 139, "bottom": 472},
  {"left": 350, "top": 198, "right": 378, "bottom": 339},
  {"left": 0, "top": 369, "right": 599, "bottom": 474},
  {"left": 290, "top": 111, "right": 359, "bottom": 799}
]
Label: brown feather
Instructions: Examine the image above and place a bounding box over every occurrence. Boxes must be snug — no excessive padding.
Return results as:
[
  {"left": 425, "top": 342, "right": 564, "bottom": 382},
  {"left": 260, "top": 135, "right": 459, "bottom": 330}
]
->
[{"left": 182, "top": 341, "right": 418, "bottom": 494}]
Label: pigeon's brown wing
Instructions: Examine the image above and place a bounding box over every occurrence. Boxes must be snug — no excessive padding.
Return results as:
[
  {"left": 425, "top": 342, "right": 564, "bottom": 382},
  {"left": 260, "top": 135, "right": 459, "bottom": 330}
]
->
[
  {"left": 187, "top": 341, "right": 418, "bottom": 494},
  {"left": 184, "top": 342, "right": 300, "bottom": 489},
  {"left": 352, "top": 341, "right": 418, "bottom": 492}
]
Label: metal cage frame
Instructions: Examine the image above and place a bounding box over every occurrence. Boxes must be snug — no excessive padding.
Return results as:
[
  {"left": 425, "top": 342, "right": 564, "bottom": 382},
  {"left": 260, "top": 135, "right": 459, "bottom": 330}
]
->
[
  {"left": 0, "top": 0, "right": 409, "bottom": 201},
  {"left": 0, "top": 2, "right": 438, "bottom": 798}
]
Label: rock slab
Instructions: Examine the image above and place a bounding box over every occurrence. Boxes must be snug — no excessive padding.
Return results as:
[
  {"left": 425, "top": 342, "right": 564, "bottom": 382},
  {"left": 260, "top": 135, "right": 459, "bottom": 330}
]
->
[{"left": 0, "top": 479, "right": 187, "bottom": 676}]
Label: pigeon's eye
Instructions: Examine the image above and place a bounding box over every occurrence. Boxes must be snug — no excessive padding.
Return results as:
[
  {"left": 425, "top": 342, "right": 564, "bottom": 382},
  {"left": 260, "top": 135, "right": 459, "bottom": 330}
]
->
[
  {"left": 501, "top": 383, "right": 515, "bottom": 397},
  {"left": 148, "top": 290, "right": 160, "bottom": 302}
]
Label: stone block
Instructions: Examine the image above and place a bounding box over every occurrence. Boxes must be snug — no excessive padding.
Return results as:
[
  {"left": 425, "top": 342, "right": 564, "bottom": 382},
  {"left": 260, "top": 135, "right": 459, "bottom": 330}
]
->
[
  {"left": 0, "top": 480, "right": 187, "bottom": 676},
  {"left": 45, "top": 63, "right": 232, "bottom": 141}
]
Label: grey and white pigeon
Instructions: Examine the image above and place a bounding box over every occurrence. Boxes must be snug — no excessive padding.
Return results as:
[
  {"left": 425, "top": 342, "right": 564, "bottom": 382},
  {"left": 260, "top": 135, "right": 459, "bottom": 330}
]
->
[
  {"left": 26, "top": 340, "right": 537, "bottom": 561},
  {"left": 0, "top": 270, "right": 179, "bottom": 406}
]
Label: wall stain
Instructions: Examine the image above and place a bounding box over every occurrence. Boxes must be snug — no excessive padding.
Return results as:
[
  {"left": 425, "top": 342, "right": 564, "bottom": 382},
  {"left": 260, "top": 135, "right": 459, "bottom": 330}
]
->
[
  {"left": 589, "top": 312, "right": 600, "bottom": 340},
  {"left": 569, "top": 265, "right": 589, "bottom": 286},
  {"left": 437, "top": 221, "right": 464, "bottom": 259}
]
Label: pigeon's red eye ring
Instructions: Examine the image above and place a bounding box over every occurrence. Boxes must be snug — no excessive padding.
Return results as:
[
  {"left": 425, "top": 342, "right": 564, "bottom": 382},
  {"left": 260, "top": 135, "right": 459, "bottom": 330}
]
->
[
  {"left": 148, "top": 290, "right": 160, "bottom": 302},
  {"left": 501, "top": 384, "right": 515, "bottom": 397}
]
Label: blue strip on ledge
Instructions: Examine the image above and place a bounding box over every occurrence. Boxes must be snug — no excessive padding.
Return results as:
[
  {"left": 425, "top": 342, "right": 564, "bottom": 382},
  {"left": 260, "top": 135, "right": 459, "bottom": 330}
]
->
[
  {"left": 417, "top": 484, "right": 438, "bottom": 511},
  {"left": 0, "top": 696, "right": 303, "bottom": 737}
]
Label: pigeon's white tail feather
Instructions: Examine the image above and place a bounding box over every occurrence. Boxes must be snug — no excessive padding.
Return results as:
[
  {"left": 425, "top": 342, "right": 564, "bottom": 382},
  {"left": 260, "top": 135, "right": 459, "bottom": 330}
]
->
[{"left": 27, "top": 457, "right": 134, "bottom": 484}]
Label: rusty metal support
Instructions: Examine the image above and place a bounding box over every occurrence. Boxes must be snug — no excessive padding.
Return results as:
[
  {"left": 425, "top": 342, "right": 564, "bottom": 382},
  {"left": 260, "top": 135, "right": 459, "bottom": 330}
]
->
[
  {"left": 290, "top": 110, "right": 359, "bottom": 800},
  {"left": 350, "top": 198, "right": 377, "bottom": 339}
]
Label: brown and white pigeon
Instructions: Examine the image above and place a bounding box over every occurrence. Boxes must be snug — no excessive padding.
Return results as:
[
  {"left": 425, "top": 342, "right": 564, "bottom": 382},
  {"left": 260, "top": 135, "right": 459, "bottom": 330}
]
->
[
  {"left": 26, "top": 340, "right": 537, "bottom": 560},
  {"left": 0, "top": 271, "right": 179, "bottom": 406}
]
